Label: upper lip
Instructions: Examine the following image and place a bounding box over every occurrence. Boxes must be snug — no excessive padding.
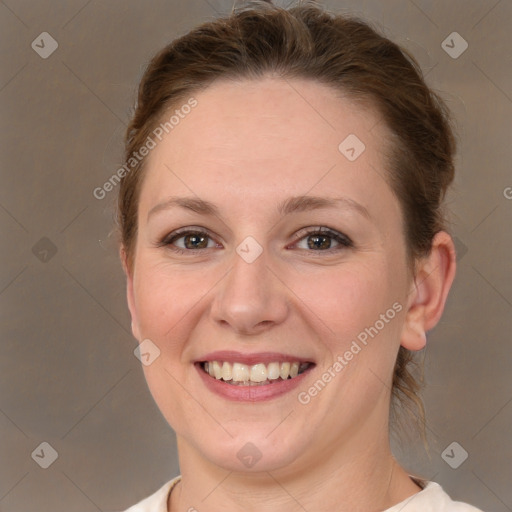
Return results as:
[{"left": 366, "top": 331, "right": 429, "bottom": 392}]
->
[{"left": 196, "top": 350, "right": 315, "bottom": 365}]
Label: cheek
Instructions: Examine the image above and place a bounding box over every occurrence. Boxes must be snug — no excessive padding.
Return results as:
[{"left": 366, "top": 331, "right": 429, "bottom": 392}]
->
[
  {"left": 293, "top": 261, "right": 401, "bottom": 342},
  {"left": 132, "top": 259, "right": 221, "bottom": 357},
  {"left": 132, "top": 262, "right": 215, "bottom": 431},
  {"left": 293, "top": 259, "right": 407, "bottom": 403}
]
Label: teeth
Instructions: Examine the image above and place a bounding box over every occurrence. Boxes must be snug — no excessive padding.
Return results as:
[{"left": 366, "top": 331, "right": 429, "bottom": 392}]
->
[
  {"left": 250, "top": 363, "right": 267, "bottom": 383},
  {"left": 202, "top": 360, "right": 310, "bottom": 384},
  {"left": 267, "top": 362, "right": 280, "bottom": 380},
  {"left": 212, "top": 361, "right": 222, "bottom": 380},
  {"left": 232, "top": 362, "right": 250, "bottom": 382},
  {"left": 280, "top": 362, "right": 291, "bottom": 379},
  {"left": 221, "top": 361, "right": 232, "bottom": 381}
]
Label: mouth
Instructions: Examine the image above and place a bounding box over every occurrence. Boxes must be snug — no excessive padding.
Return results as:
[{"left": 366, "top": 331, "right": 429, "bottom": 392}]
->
[
  {"left": 195, "top": 351, "right": 316, "bottom": 401},
  {"left": 200, "top": 360, "right": 314, "bottom": 386}
]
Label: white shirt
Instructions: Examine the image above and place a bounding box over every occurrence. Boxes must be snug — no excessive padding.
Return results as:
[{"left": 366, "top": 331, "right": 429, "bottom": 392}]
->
[{"left": 122, "top": 476, "right": 485, "bottom": 511}]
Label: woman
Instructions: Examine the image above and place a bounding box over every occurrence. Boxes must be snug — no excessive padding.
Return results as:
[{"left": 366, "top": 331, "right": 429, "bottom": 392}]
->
[{"left": 118, "top": 1, "right": 483, "bottom": 510}]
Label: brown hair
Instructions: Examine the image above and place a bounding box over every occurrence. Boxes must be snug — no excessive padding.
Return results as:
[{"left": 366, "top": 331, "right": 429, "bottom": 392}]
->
[{"left": 118, "top": 0, "right": 456, "bottom": 433}]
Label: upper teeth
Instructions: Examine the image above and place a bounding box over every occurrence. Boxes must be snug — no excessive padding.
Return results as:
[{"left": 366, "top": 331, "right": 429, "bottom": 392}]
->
[{"left": 203, "top": 361, "right": 309, "bottom": 383}]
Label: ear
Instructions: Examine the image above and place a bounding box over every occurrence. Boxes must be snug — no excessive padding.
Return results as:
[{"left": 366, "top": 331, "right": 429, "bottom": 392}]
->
[
  {"left": 400, "top": 231, "right": 457, "bottom": 351},
  {"left": 120, "top": 246, "right": 141, "bottom": 342}
]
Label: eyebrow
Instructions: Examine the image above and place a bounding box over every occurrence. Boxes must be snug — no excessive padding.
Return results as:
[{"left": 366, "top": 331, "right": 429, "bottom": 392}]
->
[
  {"left": 278, "top": 195, "right": 370, "bottom": 220},
  {"left": 147, "top": 195, "right": 371, "bottom": 221},
  {"left": 148, "top": 196, "right": 220, "bottom": 220}
]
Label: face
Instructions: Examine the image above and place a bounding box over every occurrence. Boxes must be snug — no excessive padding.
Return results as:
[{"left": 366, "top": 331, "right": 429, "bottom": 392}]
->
[{"left": 126, "top": 77, "right": 416, "bottom": 474}]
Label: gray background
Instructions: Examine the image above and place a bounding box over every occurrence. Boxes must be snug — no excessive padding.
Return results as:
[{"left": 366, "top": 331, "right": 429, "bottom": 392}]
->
[{"left": 0, "top": 0, "right": 510, "bottom": 510}]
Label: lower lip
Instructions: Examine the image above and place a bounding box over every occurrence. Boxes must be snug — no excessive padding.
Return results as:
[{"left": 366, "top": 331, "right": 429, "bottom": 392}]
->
[{"left": 195, "top": 363, "right": 313, "bottom": 402}]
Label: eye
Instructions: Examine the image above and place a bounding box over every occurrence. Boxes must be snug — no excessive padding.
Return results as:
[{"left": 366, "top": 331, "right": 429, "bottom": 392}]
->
[
  {"left": 159, "top": 226, "right": 352, "bottom": 254},
  {"left": 160, "top": 229, "right": 219, "bottom": 253},
  {"left": 292, "top": 227, "right": 353, "bottom": 252}
]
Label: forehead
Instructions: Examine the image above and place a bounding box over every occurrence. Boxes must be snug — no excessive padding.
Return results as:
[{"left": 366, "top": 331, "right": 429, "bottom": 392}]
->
[
  {"left": 139, "top": 77, "right": 397, "bottom": 218},
  {"left": 155, "top": 77, "right": 382, "bottom": 163}
]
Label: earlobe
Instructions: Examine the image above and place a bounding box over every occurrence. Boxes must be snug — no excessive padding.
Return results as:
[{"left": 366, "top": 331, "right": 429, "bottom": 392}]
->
[
  {"left": 400, "top": 231, "right": 457, "bottom": 351},
  {"left": 120, "top": 246, "right": 141, "bottom": 342}
]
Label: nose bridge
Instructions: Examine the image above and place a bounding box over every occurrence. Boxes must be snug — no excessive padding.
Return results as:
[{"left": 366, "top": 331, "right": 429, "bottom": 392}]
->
[{"left": 211, "top": 244, "right": 288, "bottom": 334}]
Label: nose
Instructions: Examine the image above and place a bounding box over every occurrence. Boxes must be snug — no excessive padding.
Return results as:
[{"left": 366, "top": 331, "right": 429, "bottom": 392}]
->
[{"left": 209, "top": 248, "right": 289, "bottom": 336}]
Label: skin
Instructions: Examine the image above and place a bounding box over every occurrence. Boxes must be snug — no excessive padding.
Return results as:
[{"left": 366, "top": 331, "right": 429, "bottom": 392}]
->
[{"left": 122, "top": 77, "right": 456, "bottom": 512}]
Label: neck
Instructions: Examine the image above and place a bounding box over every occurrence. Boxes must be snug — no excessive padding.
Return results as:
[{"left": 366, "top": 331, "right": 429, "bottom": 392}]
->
[{"left": 169, "top": 421, "right": 421, "bottom": 512}]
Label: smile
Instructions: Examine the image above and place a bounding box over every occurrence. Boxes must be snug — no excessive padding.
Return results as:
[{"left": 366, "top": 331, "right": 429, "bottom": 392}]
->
[{"left": 201, "top": 361, "right": 313, "bottom": 386}]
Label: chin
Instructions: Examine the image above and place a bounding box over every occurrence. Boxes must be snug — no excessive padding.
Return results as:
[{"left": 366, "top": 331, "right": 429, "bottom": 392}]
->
[{"left": 190, "top": 424, "right": 311, "bottom": 473}]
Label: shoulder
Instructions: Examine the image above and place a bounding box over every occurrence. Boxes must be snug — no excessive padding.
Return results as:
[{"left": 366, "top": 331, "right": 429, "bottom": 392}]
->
[
  {"left": 385, "top": 481, "right": 485, "bottom": 512},
  {"left": 121, "top": 476, "right": 181, "bottom": 512}
]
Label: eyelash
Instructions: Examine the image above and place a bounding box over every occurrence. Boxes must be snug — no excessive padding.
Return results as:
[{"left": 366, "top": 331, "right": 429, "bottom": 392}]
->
[{"left": 159, "top": 226, "right": 353, "bottom": 255}]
